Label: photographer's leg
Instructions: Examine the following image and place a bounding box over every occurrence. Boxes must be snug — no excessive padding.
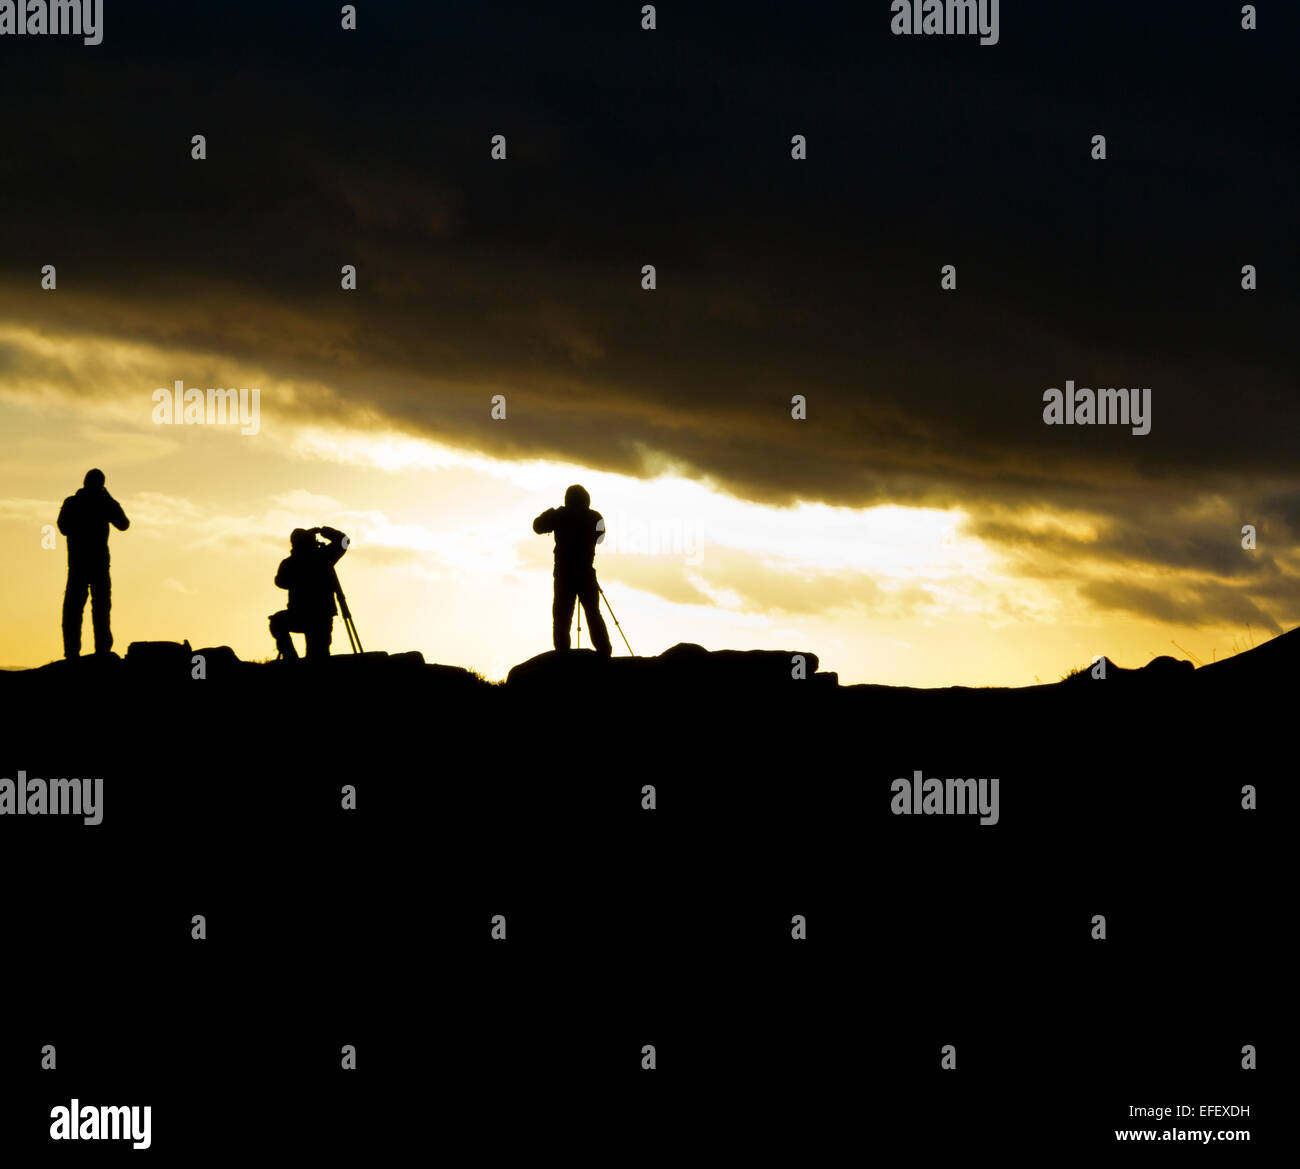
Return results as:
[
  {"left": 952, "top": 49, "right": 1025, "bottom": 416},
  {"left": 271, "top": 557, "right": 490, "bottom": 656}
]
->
[
  {"left": 305, "top": 620, "right": 333, "bottom": 660},
  {"left": 90, "top": 562, "right": 113, "bottom": 655},
  {"left": 63, "top": 568, "right": 89, "bottom": 659},
  {"left": 553, "top": 577, "right": 577, "bottom": 651},
  {"left": 269, "top": 611, "right": 299, "bottom": 659},
  {"left": 580, "top": 576, "right": 611, "bottom": 657}
]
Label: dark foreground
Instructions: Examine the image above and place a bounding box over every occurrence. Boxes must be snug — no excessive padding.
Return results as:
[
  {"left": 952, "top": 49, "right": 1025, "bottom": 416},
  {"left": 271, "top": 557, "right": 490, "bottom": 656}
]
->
[{"left": 0, "top": 634, "right": 1284, "bottom": 1156}]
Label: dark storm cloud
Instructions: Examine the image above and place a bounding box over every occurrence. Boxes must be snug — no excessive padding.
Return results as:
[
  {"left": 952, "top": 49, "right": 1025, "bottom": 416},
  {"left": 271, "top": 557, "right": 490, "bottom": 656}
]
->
[
  {"left": 0, "top": 2, "right": 1296, "bottom": 630},
  {"left": 967, "top": 506, "right": 1294, "bottom": 583},
  {"left": 1080, "top": 579, "right": 1282, "bottom": 636}
]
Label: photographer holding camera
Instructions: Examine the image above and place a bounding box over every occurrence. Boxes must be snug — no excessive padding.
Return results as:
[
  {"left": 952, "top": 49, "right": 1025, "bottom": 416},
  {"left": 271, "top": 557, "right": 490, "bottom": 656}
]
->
[
  {"left": 269, "top": 526, "right": 349, "bottom": 661},
  {"left": 57, "top": 468, "right": 130, "bottom": 659}
]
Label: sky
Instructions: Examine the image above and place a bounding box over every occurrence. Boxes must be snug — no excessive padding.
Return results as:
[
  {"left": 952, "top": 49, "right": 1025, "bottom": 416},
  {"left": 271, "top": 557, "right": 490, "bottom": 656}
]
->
[{"left": 0, "top": 2, "right": 1296, "bottom": 683}]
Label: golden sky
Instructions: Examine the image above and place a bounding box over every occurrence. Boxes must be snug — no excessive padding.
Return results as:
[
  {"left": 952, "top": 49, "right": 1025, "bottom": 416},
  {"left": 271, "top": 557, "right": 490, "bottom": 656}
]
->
[
  {"left": 0, "top": 20, "right": 1294, "bottom": 681},
  {"left": 0, "top": 319, "right": 1287, "bottom": 683}
]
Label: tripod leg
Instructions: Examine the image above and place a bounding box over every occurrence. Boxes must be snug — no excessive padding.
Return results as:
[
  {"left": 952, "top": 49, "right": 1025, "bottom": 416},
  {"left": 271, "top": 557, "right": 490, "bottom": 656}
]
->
[
  {"left": 600, "top": 587, "right": 633, "bottom": 656},
  {"left": 333, "top": 579, "right": 363, "bottom": 653}
]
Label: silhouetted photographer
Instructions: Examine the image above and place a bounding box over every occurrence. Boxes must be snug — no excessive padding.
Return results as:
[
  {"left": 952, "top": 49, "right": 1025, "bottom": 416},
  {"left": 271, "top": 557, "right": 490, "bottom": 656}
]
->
[
  {"left": 269, "top": 526, "right": 349, "bottom": 660},
  {"left": 533, "top": 485, "right": 611, "bottom": 656},
  {"left": 57, "top": 468, "right": 129, "bottom": 659}
]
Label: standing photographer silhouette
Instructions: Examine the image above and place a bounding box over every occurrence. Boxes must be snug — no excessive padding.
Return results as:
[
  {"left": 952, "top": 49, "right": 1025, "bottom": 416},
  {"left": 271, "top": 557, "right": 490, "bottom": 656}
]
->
[
  {"left": 57, "top": 468, "right": 129, "bottom": 659},
  {"left": 532, "top": 485, "right": 611, "bottom": 657}
]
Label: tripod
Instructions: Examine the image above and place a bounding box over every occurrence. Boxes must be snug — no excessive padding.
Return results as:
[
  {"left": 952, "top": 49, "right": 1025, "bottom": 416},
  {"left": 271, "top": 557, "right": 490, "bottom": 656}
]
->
[
  {"left": 331, "top": 567, "right": 363, "bottom": 654},
  {"left": 570, "top": 583, "right": 631, "bottom": 655},
  {"left": 599, "top": 584, "right": 633, "bottom": 655}
]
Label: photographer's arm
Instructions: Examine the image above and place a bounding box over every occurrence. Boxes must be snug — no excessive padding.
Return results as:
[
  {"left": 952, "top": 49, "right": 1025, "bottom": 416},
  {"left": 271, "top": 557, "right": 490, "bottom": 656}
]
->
[
  {"left": 107, "top": 494, "right": 129, "bottom": 531},
  {"left": 319, "top": 527, "right": 348, "bottom": 566}
]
